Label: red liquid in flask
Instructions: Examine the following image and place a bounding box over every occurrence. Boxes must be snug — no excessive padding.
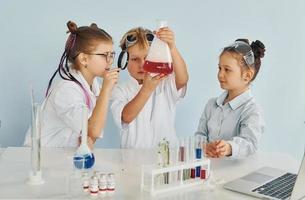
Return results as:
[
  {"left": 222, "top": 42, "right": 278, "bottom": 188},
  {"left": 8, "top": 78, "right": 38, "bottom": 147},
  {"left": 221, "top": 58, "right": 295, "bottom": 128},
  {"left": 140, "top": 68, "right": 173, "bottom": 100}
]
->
[{"left": 143, "top": 60, "right": 173, "bottom": 74}]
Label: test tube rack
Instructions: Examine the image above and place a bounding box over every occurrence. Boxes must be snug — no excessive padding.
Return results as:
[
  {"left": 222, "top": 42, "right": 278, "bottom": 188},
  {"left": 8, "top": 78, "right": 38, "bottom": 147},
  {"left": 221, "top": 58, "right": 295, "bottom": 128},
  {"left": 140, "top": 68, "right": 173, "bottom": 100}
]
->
[{"left": 141, "top": 158, "right": 210, "bottom": 195}]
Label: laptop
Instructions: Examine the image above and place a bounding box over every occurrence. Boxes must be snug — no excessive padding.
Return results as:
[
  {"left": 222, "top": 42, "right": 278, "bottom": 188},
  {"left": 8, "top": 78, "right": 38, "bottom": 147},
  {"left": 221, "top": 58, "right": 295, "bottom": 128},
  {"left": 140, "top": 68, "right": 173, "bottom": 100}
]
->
[{"left": 223, "top": 153, "right": 305, "bottom": 200}]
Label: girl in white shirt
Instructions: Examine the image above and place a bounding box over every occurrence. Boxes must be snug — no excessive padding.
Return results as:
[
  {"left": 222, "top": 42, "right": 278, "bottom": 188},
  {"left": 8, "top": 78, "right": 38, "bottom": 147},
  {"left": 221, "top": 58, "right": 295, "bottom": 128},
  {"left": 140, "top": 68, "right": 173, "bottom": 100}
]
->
[
  {"left": 25, "top": 21, "right": 119, "bottom": 148},
  {"left": 111, "top": 27, "right": 188, "bottom": 148},
  {"left": 196, "top": 39, "right": 266, "bottom": 159}
]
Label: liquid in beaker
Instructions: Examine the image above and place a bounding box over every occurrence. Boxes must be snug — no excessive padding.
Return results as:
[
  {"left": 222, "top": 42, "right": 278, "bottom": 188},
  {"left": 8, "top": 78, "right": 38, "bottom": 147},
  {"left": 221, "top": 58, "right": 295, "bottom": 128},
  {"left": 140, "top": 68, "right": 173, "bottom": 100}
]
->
[{"left": 143, "top": 20, "right": 173, "bottom": 75}]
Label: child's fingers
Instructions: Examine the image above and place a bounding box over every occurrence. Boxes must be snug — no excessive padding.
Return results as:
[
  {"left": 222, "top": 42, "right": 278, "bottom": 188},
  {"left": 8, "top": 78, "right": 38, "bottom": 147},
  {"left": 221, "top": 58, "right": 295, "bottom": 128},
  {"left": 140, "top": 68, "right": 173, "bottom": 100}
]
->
[
  {"left": 205, "top": 149, "right": 215, "bottom": 158},
  {"left": 206, "top": 144, "right": 218, "bottom": 157},
  {"left": 144, "top": 72, "right": 152, "bottom": 80},
  {"left": 105, "top": 71, "right": 119, "bottom": 79},
  {"left": 216, "top": 146, "right": 226, "bottom": 154},
  {"left": 157, "top": 27, "right": 172, "bottom": 34},
  {"left": 152, "top": 74, "right": 167, "bottom": 80},
  {"left": 108, "top": 67, "right": 120, "bottom": 72},
  {"left": 157, "top": 33, "right": 174, "bottom": 40},
  {"left": 159, "top": 75, "right": 168, "bottom": 81},
  {"left": 215, "top": 140, "right": 226, "bottom": 149}
]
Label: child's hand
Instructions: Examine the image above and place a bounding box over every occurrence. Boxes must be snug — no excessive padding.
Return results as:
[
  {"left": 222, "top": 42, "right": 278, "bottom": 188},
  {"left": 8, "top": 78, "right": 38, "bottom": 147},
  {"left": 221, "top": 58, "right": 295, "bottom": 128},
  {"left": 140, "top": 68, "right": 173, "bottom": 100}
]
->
[
  {"left": 204, "top": 142, "right": 219, "bottom": 158},
  {"left": 155, "top": 27, "right": 176, "bottom": 50},
  {"left": 214, "top": 140, "right": 232, "bottom": 157},
  {"left": 102, "top": 68, "right": 120, "bottom": 93},
  {"left": 142, "top": 72, "right": 167, "bottom": 93}
]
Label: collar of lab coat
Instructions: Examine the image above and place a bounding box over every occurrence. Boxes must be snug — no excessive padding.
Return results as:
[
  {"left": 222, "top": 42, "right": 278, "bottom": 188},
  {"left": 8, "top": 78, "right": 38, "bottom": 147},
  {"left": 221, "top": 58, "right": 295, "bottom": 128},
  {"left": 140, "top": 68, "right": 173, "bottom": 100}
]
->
[
  {"left": 70, "top": 69, "right": 100, "bottom": 97},
  {"left": 216, "top": 89, "right": 253, "bottom": 110}
]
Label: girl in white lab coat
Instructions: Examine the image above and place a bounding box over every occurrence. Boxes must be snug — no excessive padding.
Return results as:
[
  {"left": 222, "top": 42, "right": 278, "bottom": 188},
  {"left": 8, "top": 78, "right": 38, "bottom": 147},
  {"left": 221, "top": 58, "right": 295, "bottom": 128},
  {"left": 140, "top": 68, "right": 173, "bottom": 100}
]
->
[
  {"left": 195, "top": 39, "right": 266, "bottom": 159},
  {"left": 111, "top": 27, "right": 188, "bottom": 148},
  {"left": 25, "top": 21, "right": 119, "bottom": 148}
]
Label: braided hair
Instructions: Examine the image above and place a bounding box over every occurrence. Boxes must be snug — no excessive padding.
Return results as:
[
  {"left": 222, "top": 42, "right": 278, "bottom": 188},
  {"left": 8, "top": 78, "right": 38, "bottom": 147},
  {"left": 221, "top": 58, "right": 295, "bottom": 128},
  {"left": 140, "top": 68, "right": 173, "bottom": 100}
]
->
[{"left": 46, "top": 21, "right": 112, "bottom": 108}]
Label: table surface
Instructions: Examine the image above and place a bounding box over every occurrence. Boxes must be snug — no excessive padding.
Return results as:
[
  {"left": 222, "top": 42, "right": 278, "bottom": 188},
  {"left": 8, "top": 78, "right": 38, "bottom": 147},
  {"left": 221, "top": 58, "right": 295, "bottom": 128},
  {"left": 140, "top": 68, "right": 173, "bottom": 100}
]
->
[{"left": 0, "top": 147, "right": 302, "bottom": 200}]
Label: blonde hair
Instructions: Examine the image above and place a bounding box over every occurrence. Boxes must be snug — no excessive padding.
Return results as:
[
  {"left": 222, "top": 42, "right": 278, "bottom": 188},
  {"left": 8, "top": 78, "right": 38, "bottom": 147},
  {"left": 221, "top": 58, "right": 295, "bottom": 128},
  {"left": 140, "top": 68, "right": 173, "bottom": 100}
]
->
[{"left": 120, "top": 27, "right": 151, "bottom": 50}]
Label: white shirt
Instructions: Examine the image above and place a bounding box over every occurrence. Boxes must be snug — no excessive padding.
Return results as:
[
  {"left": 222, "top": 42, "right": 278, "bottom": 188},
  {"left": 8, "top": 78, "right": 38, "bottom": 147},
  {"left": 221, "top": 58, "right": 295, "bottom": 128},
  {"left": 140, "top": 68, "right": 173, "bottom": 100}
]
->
[
  {"left": 24, "top": 70, "right": 102, "bottom": 147},
  {"left": 195, "top": 89, "right": 265, "bottom": 159},
  {"left": 111, "top": 75, "right": 186, "bottom": 149}
]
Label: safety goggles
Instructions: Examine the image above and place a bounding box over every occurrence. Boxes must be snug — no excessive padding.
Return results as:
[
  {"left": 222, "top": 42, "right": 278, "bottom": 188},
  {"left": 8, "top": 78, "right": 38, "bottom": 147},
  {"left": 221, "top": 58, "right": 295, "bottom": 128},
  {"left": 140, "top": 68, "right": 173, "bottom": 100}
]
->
[
  {"left": 123, "top": 29, "right": 154, "bottom": 49},
  {"left": 228, "top": 41, "right": 255, "bottom": 66}
]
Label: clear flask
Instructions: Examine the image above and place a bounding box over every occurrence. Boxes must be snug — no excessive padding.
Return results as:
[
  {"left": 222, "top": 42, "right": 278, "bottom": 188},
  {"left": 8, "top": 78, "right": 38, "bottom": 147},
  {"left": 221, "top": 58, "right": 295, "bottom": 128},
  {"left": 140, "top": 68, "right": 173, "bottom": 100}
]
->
[
  {"left": 73, "top": 106, "right": 95, "bottom": 170},
  {"left": 143, "top": 20, "right": 173, "bottom": 75}
]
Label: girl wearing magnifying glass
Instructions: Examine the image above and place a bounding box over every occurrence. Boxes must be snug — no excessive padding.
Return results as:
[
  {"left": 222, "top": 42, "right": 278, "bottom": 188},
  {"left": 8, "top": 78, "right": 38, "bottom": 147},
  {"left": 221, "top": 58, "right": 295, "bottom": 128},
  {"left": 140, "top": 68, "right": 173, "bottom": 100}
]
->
[
  {"left": 24, "top": 21, "right": 119, "bottom": 148},
  {"left": 111, "top": 27, "right": 188, "bottom": 148},
  {"left": 195, "top": 39, "right": 266, "bottom": 159}
]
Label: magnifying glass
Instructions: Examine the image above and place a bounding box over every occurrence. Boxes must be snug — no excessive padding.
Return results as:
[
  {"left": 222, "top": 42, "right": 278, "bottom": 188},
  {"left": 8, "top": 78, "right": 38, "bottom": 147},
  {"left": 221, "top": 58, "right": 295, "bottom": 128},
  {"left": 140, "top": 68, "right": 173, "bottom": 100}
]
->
[{"left": 117, "top": 50, "right": 129, "bottom": 70}]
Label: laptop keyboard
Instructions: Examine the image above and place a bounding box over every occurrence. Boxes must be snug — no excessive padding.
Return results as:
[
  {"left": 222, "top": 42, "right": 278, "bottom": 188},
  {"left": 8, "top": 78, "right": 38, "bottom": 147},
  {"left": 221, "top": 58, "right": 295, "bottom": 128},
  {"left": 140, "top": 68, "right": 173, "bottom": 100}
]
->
[{"left": 252, "top": 173, "right": 297, "bottom": 200}]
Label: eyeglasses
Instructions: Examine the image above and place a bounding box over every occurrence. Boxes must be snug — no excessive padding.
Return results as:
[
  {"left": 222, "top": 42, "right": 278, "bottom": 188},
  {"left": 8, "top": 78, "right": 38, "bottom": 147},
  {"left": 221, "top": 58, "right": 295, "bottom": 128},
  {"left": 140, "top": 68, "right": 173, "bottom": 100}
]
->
[
  {"left": 123, "top": 29, "right": 154, "bottom": 49},
  {"left": 88, "top": 51, "right": 116, "bottom": 64},
  {"left": 228, "top": 41, "right": 255, "bottom": 66}
]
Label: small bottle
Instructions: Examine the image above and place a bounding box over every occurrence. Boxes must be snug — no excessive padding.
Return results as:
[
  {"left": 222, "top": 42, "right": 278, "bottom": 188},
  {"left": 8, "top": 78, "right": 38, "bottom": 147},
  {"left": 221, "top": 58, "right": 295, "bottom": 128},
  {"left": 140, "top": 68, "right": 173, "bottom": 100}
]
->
[
  {"left": 89, "top": 175, "right": 99, "bottom": 196},
  {"left": 82, "top": 172, "right": 90, "bottom": 193},
  {"left": 107, "top": 173, "right": 115, "bottom": 193},
  {"left": 99, "top": 173, "right": 107, "bottom": 195}
]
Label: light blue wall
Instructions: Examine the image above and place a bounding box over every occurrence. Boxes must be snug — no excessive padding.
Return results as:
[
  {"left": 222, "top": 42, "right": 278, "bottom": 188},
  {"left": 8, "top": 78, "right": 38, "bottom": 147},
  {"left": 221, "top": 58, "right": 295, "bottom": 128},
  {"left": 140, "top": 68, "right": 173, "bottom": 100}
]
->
[{"left": 1, "top": 0, "right": 305, "bottom": 160}]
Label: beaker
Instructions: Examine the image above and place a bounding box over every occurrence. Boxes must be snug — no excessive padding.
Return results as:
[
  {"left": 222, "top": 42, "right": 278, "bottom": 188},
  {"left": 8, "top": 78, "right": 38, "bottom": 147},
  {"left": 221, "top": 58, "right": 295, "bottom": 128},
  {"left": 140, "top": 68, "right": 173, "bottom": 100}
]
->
[{"left": 143, "top": 20, "right": 173, "bottom": 75}]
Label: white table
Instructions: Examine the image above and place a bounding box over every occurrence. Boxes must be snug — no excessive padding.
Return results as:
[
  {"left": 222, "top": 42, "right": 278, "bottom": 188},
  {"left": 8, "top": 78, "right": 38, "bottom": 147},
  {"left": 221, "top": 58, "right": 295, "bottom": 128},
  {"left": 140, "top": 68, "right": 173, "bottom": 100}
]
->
[{"left": 0, "top": 147, "right": 301, "bottom": 199}]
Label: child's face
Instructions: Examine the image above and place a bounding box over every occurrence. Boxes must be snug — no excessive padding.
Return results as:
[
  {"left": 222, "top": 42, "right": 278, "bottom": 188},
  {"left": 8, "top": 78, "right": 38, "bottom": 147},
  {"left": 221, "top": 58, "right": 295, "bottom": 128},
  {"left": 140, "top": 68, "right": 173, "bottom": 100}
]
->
[
  {"left": 127, "top": 44, "right": 148, "bottom": 83},
  {"left": 86, "top": 42, "right": 114, "bottom": 77},
  {"left": 218, "top": 52, "right": 248, "bottom": 91}
]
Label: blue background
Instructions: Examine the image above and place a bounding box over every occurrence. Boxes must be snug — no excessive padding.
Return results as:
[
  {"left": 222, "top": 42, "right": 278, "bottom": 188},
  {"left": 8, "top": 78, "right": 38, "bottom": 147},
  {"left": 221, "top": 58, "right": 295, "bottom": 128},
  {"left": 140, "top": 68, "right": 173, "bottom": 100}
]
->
[{"left": 1, "top": 0, "right": 304, "bottom": 161}]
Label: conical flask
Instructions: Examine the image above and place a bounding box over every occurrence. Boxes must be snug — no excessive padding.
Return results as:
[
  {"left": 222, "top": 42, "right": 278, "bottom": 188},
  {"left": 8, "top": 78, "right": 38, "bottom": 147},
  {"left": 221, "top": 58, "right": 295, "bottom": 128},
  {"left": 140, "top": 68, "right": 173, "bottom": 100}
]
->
[
  {"left": 73, "top": 106, "right": 95, "bottom": 169},
  {"left": 143, "top": 20, "right": 173, "bottom": 75}
]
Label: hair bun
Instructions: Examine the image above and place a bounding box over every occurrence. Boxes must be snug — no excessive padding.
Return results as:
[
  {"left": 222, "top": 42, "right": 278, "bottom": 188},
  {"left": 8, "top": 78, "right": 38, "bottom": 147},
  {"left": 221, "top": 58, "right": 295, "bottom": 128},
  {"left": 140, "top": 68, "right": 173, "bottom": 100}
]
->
[
  {"left": 66, "top": 21, "right": 78, "bottom": 34},
  {"left": 90, "top": 23, "right": 98, "bottom": 29},
  {"left": 251, "top": 40, "right": 265, "bottom": 58}
]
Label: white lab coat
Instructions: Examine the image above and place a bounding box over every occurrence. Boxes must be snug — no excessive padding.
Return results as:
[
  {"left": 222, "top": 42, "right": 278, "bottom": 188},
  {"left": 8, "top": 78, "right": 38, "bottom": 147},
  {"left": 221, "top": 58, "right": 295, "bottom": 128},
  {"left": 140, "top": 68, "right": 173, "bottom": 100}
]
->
[
  {"left": 111, "top": 75, "right": 186, "bottom": 149},
  {"left": 24, "top": 70, "right": 102, "bottom": 147}
]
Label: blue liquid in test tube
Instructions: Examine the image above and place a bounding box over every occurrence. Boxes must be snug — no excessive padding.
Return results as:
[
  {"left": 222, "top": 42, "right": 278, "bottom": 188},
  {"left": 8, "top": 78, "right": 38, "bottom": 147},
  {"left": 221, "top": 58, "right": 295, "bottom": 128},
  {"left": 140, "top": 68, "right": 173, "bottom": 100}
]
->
[{"left": 195, "top": 148, "right": 202, "bottom": 177}]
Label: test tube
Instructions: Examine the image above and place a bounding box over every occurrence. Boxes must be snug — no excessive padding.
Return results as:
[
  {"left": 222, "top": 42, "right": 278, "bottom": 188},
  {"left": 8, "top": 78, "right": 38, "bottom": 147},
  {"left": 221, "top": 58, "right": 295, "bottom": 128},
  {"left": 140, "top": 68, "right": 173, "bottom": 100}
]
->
[
  {"left": 179, "top": 138, "right": 185, "bottom": 162},
  {"left": 165, "top": 141, "right": 169, "bottom": 184},
  {"left": 169, "top": 144, "right": 179, "bottom": 184},
  {"left": 177, "top": 138, "right": 185, "bottom": 182},
  {"left": 31, "top": 104, "right": 41, "bottom": 176},
  {"left": 195, "top": 135, "right": 203, "bottom": 177},
  {"left": 189, "top": 136, "right": 196, "bottom": 179},
  {"left": 183, "top": 137, "right": 190, "bottom": 180}
]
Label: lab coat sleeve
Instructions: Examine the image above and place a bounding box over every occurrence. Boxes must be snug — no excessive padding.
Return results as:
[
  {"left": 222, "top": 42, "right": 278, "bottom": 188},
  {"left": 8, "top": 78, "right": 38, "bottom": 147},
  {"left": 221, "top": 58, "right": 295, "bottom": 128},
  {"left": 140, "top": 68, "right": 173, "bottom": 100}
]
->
[
  {"left": 194, "top": 99, "right": 213, "bottom": 142},
  {"left": 110, "top": 85, "right": 129, "bottom": 131},
  {"left": 227, "top": 106, "right": 265, "bottom": 159},
  {"left": 163, "top": 74, "right": 187, "bottom": 106}
]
